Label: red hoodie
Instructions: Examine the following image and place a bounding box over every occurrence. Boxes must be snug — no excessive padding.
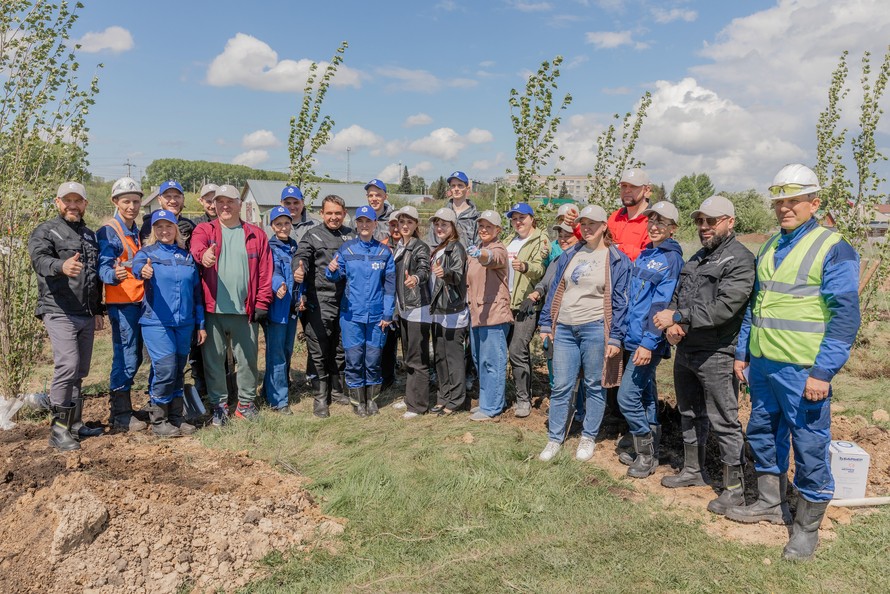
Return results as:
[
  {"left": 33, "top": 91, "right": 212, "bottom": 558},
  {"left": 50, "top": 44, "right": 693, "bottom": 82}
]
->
[{"left": 190, "top": 219, "right": 273, "bottom": 319}]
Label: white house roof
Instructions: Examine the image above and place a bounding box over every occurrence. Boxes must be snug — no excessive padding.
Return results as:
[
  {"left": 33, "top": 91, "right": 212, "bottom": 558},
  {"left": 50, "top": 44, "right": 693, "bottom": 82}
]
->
[{"left": 244, "top": 180, "right": 369, "bottom": 209}]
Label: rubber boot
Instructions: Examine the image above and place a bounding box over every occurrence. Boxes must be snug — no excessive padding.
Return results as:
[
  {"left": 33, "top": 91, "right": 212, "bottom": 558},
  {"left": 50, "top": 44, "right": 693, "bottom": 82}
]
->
[
  {"left": 783, "top": 499, "right": 829, "bottom": 561},
  {"left": 313, "top": 378, "right": 330, "bottom": 418},
  {"left": 651, "top": 424, "right": 662, "bottom": 460},
  {"left": 726, "top": 473, "right": 791, "bottom": 525},
  {"left": 70, "top": 396, "right": 103, "bottom": 439},
  {"left": 707, "top": 464, "right": 745, "bottom": 515},
  {"left": 168, "top": 397, "right": 197, "bottom": 435},
  {"left": 109, "top": 390, "right": 148, "bottom": 433},
  {"left": 349, "top": 387, "right": 368, "bottom": 418},
  {"left": 366, "top": 384, "right": 381, "bottom": 416},
  {"left": 149, "top": 402, "right": 182, "bottom": 438},
  {"left": 49, "top": 404, "right": 81, "bottom": 451},
  {"left": 627, "top": 433, "right": 658, "bottom": 479},
  {"left": 661, "top": 443, "right": 709, "bottom": 488},
  {"left": 332, "top": 373, "right": 350, "bottom": 406}
]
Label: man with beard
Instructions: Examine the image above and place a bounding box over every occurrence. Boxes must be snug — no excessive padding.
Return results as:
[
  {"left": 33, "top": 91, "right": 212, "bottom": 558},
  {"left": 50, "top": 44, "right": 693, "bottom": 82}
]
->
[
  {"left": 607, "top": 168, "right": 653, "bottom": 262},
  {"left": 653, "top": 195, "right": 755, "bottom": 517}
]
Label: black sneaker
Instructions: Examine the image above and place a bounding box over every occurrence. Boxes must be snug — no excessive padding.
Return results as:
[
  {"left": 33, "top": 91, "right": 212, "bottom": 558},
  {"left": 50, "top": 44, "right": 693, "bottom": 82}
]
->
[{"left": 211, "top": 404, "right": 229, "bottom": 427}]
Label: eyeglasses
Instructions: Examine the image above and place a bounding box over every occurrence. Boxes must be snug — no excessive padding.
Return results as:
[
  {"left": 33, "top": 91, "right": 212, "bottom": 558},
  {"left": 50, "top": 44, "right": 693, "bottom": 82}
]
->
[
  {"left": 768, "top": 183, "right": 816, "bottom": 197},
  {"left": 694, "top": 215, "right": 728, "bottom": 227}
]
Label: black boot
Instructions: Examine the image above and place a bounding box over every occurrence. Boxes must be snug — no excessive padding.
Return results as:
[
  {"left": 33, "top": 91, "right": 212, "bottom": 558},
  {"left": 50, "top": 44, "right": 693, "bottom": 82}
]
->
[
  {"left": 168, "top": 397, "right": 196, "bottom": 435},
  {"left": 109, "top": 390, "right": 148, "bottom": 433},
  {"left": 651, "top": 424, "right": 662, "bottom": 461},
  {"left": 149, "top": 402, "right": 182, "bottom": 438},
  {"left": 49, "top": 404, "right": 81, "bottom": 451},
  {"left": 349, "top": 387, "right": 368, "bottom": 417},
  {"left": 366, "top": 384, "right": 381, "bottom": 416},
  {"left": 661, "top": 443, "right": 709, "bottom": 488},
  {"left": 70, "top": 396, "right": 103, "bottom": 439},
  {"left": 707, "top": 464, "right": 745, "bottom": 515},
  {"left": 619, "top": 424, "right": 662, "bottom": 466},
  {"left": 313, "top": 378, "right": 330, "bottom": 418},
  {"left": 332, "top": 374, "right": 350, "bottom": 406},
  {"left": 627, "top": 433, "right": 658, "bottom": 479},
  {"left": 726, "top": 473, "right": 791, "bottom": 525},
  {"left": 783, "top": 499, "right": 829, "bottom": 561}
]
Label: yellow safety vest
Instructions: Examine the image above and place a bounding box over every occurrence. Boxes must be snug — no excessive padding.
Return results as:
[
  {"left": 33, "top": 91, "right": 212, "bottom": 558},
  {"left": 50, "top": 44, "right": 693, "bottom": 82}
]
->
[{"left": 749, "top": 224, "right": 840, "bottom": 365}]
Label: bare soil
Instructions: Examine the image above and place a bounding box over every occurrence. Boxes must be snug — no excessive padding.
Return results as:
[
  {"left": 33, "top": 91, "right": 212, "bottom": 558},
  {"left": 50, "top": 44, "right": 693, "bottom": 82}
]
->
[{"left": 0, "top": 397, "right": 341, "bottom": 594}]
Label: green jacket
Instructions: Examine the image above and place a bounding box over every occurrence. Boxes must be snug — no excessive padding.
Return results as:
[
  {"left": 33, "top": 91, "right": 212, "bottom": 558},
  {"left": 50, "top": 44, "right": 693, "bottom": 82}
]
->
[{"left": 505, "top": 227, "right": 550, "bottom": 309}]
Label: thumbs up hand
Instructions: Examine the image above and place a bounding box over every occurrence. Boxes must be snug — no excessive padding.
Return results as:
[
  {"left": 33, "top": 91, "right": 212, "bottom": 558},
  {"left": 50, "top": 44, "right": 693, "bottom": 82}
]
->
[
  {"left": 202, "top": 243, "right": 217, "bottom": 267},
  {"left": 140, "top": 258, "right": 154, "bottom": 279},
  {"left": 327, "top": 253, "right": 340, "bottom": 273},
  {"left": 403, "top": 269, "right": 418, "bottom": 289},
  {"left": 276, "top": 282, "right": 287, "bottom": 299},
  {"left": 114, "top": 257, "right": 128, "bottom": 281},
  {"left": 431, "top": 260, "right": 444, "bottom": 279},
  {"left": 62, "top": 252, "right": 83, "bottom": 277},
  {"left": 293, "top": 260, "right": 305, "bottom": 283}
]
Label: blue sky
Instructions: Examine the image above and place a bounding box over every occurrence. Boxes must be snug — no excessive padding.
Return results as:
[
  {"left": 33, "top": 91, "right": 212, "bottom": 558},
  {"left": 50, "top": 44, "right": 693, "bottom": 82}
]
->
[{"left": 73, "top": 0, "right": 890, "bottom": 194}]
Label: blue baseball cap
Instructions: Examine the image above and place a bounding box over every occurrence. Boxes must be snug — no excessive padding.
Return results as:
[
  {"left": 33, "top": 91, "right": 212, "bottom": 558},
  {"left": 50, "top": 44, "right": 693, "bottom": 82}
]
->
[
  {"left": 158, "top": 180, "right": 184, "bottom": 195},
  {"left": 269, "top": 206, "right": 293, "bottom": 222},
  {"left": 447, "top": 171, "right": 469, "bottom": 185},
  {"left": 281, "top": 185, "right": 304, "bottom": 201},
  {"left": 354, "top": 205, "right": 378, "bottom": 221},
  {"left": 150, "top": 209, "right": 178, "bottom": 225},
  {"left": 364, "top": 178, "right": 387, "bottom": 192},
  {"left": 506, "top": 203, "right": 534, "bottom": 218}
]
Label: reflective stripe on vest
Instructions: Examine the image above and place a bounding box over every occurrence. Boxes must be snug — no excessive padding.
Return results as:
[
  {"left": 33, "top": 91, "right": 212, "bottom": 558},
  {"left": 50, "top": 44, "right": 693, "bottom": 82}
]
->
[
  {"left": 104, "top": 218, "right": 145, "bottom": 304},
  {"left": 749, "top": 225, "right": 840, "bottom": 365}
]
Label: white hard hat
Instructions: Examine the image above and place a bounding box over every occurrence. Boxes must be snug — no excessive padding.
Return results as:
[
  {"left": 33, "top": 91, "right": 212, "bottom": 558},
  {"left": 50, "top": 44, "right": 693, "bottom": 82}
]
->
[
  {"left": 768, "top": 164, "right": 821, "bottom": 200},
  {"left": 111, "top": 177, "right": 143, "bottom": 199}
]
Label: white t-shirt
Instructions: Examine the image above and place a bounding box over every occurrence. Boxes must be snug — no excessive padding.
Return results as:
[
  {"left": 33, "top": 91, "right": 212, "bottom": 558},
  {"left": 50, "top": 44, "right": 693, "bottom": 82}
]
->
[
  {"left": 557, "top": 246, "right": 607, "bottom": 326},
  {"left": 430, "top": 250, "right": 469, "bottom": 328},
  {"left": 506, "top": 235, "right": 531, "bottom": 290}
]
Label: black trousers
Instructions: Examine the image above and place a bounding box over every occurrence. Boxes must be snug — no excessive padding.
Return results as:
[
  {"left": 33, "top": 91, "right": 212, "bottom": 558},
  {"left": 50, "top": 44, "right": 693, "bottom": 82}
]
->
[
  {"left": 302, "top": 306, "right": 344, "bottom": 382},
  {"left": 507, "top": 309, "right": 539, "bottom": 405},
  {"left": 381, "top": 324, "right": 399, "bottom": 386},
  {"left": 433, "top": 324, "right": 468, "bottom": 411},
  {"left": 400, "top": 321, "right": 431, "bottom": 413}
]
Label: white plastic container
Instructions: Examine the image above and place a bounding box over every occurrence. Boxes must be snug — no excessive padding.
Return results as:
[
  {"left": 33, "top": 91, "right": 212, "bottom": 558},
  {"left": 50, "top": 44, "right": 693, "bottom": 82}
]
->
[{"left": 829, "top": 440, "right": 871, "bottom": 500}]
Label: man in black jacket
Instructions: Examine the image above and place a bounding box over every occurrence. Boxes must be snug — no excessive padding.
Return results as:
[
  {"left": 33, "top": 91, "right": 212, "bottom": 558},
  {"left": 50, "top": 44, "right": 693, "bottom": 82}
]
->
[
  {"left": 293, "top": 195, "right": 354, "bottom": 417},
  {"left": 139, "top": 180, "right": 196, "bottom": 248},
  {"left": 28, "top": 182, "right": 105, "bottom": 451},
  {"left": 653, "top": 195, "right": 755, "bottom": 516}
]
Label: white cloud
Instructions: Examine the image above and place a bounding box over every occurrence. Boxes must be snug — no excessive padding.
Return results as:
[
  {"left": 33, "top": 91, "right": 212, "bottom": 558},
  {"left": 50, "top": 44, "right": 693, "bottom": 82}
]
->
[
  {"left": 585, "top": 30, "right": 634, "bottom": 49},
  {"left": 436, "top": 0, "right": 460, "bottom": 11},
  {"left": 510, "top": 1, "right": 553, "bottom": 12},
  {"left": 412, "top": 161, "right": 434, "bottom": 175},
  {"left": 207, "top": 33, "right": 362, "bottom": 92},
  {"left": 241, "top": 129, "right": 280, "bottom": 149},
  {"left": 472, "top": 152, "right": 508, "bottom": 172},
  {"left": 408, "top": 127, "right": 493, "bottom": 160},
  {"left": 323, "top": 125, "right": 383, "bottom": 153},
  {"left": 375, "top": 66, "right": 477, "bottom": 93},
  {"left": 376, "top": 163, "right": 403, "bottom": 184},
  {"left": 77, "top": 26, "right": 134, "bottom": 54},
  {"left": 652, "top": 8, "right": 697, "bottom": 24},
  {"left": 602, "top": 86, "right": 632, "bottom": 95},
  {"left": 466, "top": 128, "right": 494, "bottom": 143},
  {"left": 479, "top": 60, "right": 496, "bottom": 68},
  {"left": 404, "top": 113, "right": 433, "bottom": 127},
  {"left": 232, "top": 150, "right": 269, "bottom": 168}
]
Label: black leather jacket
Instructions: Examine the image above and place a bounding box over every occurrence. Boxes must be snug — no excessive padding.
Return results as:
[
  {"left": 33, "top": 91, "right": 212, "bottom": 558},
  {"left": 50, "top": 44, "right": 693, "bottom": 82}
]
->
[
  {"left": 429, "top": 240, "right": 468, "bottom": 315},
  {"left": 28, "top": 216, "right": 102, "bottom": 318},
  {"left": 295, "top": 223, "right": 354, "bottom": 317},
  {"left": 394, "top": 237, "right": 431, "bottom": 311}
]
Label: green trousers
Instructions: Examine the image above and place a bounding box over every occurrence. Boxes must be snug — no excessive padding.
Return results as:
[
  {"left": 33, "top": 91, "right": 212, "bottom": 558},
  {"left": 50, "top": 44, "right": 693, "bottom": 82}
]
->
[{"left": 202, "top": 313, "right": 258, "bottom": 406}]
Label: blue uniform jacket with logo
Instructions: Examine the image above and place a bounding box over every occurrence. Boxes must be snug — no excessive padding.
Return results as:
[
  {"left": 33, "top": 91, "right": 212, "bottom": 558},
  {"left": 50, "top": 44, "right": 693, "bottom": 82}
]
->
[
  {"left": 268, "top": 235, "right": 299, "bottom": 325},
  {"left": 132, "top": 243, "right": 204, "bottom": 329},
  {"left": 624, "top": 238, "right": 684, "bottom": 355},
  {"left": 326, "top": 237, "right": 395, "bottom": 323}
]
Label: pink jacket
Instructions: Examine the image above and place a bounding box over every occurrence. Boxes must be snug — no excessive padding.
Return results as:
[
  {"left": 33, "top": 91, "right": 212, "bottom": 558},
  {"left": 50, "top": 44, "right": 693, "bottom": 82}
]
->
[
  {"left": 466, "top": 241, "right": 514, "bottom": 327},
  {"left": 190, "top": 219, "right": 273, "bottom": 319}
]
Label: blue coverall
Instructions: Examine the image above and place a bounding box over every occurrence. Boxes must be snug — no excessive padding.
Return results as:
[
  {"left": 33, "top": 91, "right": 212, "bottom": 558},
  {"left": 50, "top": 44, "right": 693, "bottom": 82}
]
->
[
  {"left": 326, "top": 237, "right": 395, "bottom": 389},
  {"left": 132, "top": 243, "right": 204, "bottom": 405},
  {"left": 736, "top": 218, "right": 860, "bottom": 502},
  {"left": 262, "top": 235, "right": 300, "bottom": 409}
]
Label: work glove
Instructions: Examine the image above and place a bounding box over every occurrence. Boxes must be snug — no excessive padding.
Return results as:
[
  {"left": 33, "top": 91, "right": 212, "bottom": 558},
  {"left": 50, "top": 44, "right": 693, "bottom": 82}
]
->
[
  {"left": 253, "top": 308, "right": 269, "bottom": 324},
  {"left": 519, "top": 297, "right": 537, "bottom": 318},
  {"left": 466, "top": 244, "right": 482, "bottom": 258}
]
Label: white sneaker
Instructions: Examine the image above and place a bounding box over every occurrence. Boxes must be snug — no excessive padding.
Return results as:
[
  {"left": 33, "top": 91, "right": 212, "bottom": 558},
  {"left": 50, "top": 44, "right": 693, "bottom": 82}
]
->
[
  {"left": 575, "top": 437, "right": 596, "bottom": 461},
  {"left": 539, "top": 441, "right": 562, "bottom": 462},
  {"left": 392, "top": 400, "right": 407, "bottom": 410},
  {"left": 402, "top": 411, "right": 419, "bottom": 419}
]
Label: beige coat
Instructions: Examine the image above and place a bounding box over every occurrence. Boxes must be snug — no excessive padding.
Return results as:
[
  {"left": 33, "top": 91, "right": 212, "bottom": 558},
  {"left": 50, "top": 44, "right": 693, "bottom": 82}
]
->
[{"left": 466, "top": 241, "right": 514, "bottom": 327}]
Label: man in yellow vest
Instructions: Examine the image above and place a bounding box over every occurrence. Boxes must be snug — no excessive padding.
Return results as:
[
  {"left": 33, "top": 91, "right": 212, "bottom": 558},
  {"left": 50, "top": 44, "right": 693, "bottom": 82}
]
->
[{"left": 728, "top": 164, "right": 861, "bottom": 561}]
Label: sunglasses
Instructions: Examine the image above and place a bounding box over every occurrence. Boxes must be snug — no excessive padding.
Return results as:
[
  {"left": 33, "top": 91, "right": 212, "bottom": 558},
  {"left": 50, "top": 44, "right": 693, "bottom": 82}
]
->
[
  {"left": 694, "top": 215, "right": 728, "bottom": 227},
  {"left": 768, "top": 183, "right": 815, "bottom": 197}
]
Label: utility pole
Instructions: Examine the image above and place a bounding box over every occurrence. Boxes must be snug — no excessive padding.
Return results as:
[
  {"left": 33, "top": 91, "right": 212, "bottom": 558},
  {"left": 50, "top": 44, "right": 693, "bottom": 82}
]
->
[
  {"left": 123, "top": 158, "right": 137, "bottom": 177},
  {"left": 346, "top": 147, "right": 351, "bottom": 183}
]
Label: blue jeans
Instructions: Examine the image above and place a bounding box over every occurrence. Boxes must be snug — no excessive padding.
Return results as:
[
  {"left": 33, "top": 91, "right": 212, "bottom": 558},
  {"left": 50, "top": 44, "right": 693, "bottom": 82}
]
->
[
  {"left": 143, "top": 323, "right": 193, "bottom": 405},
  {"left": 108, "top": 303, "right": 143, "bottom": 392},
  {"left": 341, "top": 318, "right": 387, "bottom": 388},
  {"left": 746, "top": 356, "right": 834, "bottom": 502},
  {"left": 616, "top": 350, "right": 662, "bottom": 435},
  {"left": 262, "top": 316, "right": 297, "bottom": 409},
  {"left": 470, "top": 323, "right": 509, "bottom": 416},
  {"left": 549, "top": 320, "right": 605, "bottom": 442}
]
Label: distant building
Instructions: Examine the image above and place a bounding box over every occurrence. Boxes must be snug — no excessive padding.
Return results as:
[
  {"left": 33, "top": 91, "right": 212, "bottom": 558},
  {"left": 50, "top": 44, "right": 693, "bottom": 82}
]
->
[
  {"left": 503, "top": 174, "right": 595, "bottom": 199},
  {"left": 240, "top": 180, "right": 370, "bottom": 226}
]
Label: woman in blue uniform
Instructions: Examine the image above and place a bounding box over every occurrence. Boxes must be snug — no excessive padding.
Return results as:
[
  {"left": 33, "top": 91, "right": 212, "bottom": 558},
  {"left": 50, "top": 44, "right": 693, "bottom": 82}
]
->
[
  {"left": 326, "top": 205, "right": 395, "bottom": 417},
  {"left": 132, "top": 210, "right": 206, "bottom": 437}
]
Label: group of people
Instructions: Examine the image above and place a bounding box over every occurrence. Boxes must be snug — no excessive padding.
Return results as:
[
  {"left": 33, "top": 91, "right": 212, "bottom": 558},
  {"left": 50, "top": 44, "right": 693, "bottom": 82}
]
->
[{"left": 29, "top": 163, "right": 860, "bottom": 561}]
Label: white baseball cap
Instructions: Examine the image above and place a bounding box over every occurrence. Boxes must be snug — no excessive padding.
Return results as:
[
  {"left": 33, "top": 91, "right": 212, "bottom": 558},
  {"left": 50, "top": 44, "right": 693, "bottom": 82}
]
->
[
  {"left": 642, "top": 201, "right": 680, "bottom": 224},
  {"left": 577, "top": 204, "right": 608, "bottom": 223},
  {"left": 478, "top": 210, "right": 502, "bottom": 227}
]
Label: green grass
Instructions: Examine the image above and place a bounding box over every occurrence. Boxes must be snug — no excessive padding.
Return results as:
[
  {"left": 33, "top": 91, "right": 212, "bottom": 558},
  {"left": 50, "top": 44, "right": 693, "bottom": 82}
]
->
[{"left": 198, "top": 406, "right": 890, "bottom": 593}]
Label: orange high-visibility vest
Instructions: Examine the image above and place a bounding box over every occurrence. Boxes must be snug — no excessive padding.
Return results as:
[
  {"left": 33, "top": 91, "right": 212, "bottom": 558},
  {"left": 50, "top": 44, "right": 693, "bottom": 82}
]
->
[{"left": 103, "top": 217, "right": 145, "bottom": 304}]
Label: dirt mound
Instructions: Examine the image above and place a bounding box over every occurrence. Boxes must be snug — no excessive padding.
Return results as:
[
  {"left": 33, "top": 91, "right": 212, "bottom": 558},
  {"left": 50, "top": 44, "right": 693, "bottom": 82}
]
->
[{"left": 0, "top": 399, "right": 339, "bottom": 594}]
